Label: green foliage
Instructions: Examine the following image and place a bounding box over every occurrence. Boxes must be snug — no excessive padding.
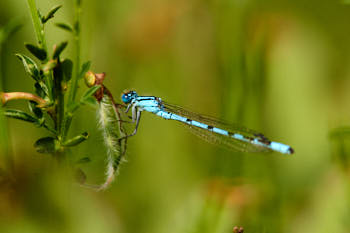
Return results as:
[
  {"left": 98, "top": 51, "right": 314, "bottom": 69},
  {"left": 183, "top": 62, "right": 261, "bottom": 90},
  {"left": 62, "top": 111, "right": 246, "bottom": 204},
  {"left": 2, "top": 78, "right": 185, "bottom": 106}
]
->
[
  {"left": 53, "top": 41, "right": 68, "bottom": 59},
  {"left": 62, "top": 132, "right": 89, "bottom": 147},
  {"left": 55, "top": 22, "right": 73, "bottom": 32},
  {"left": 67, "top": 85, "right": 100, "bottom": 113},
  {"left": 2, "top": 1, "right": 350, "bottom": 233},
  {"left": 61, "top": 59, "right": 73, "bottom": 82},
  {"left": 28, "top": 101, "right": 43, "bottom": 119},
  {"left": 4, "top": 109, "right": 39, "bottom": 123},
  {"left": 41, "top": 5, "right": 62, "bottom": 24},
  {"left": 1, "top": 1, "right": 110, "bottom": 159},
  {"left": 25, "top": 43, "right": 47, "bottom": 60},
  {"left": 34, "top": 136, "right": 58, "bottom": 153},
  {"left": 79, "top": 61, "right": 91, "bottom": 79},
  {"left": 15, "top": 53, "right": 41, "bottom": 81}
]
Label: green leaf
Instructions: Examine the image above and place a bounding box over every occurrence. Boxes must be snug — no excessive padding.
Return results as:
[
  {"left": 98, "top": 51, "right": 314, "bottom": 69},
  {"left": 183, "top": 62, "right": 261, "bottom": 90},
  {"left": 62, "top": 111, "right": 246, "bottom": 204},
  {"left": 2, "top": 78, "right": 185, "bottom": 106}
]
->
[
  {"left": 28, "top": 101, "right": 43, "bottom": 119},
  {"left": 4, "top": 109, "right": 47, "bottom": 129},
  {"left": 79, "top": 61, "right": 91, "bottom": 79},
  {"left": 42, "top": 5, "right": 62, "bottom": 24},
  {"left": 76, "top": 157, "right": 91, "bottom": 164},
  {"left": 83, "top": 96, "right": 98, "bottom": 107},
  {"left": 25, "top": 43, "right": 47, "bottom": 61},
  {"left": 37, "top": 9, "right": 43, "bottom": 22},
  {"left": 55, "top": 23, "right": 73, "bottom": 32},
  {"left": 53, "top": 41, "right": 68, "bottom": 59},
  {"left": 61, "top": 59, "right": 73, "bottom": 82},
  {"left": 15, "top": 53, "right": 40, "bottom": 81},
  {"left": 62, "top": 132, "right": 89, "bottom": 147},
  {"left": 4, "top": 109, "right": 37, "bottom": 123},
  {"left": 34, "top": 81, "right": 49, "bottom": 98},
  {"left": 67, "top": 86, "right": 100, "bottom": 113},
  {"left": 34, "top": 82, "right": 44, "bottom": 97},
  {"left": 81, "top": 85, "right": 101, "bottom": 103},
  {"left": 34, "top": 137, "right": 58, "bottom": 154}
]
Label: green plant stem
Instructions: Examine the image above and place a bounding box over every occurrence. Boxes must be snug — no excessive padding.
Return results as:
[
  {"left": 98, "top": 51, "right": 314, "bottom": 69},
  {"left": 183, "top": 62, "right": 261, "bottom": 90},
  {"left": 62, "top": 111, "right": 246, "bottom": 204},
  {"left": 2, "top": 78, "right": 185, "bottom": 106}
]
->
[
  {"left": 27, "top": 0, "right": 53, "bottom": 101},
  {"left": 53, "top": 66, "right": 64, "bottom": 136},
  {"left": 26, "top": 0, "right": 47, "bottom": 50},
  {"left": 63, "top": 0, "right": 81, "bottom": 140},
  {"left": 67, "top": 0, "right": 81, "bottom": 104},
  {"left": 26, "top": 0, "right": 67, "bottom": 159}
]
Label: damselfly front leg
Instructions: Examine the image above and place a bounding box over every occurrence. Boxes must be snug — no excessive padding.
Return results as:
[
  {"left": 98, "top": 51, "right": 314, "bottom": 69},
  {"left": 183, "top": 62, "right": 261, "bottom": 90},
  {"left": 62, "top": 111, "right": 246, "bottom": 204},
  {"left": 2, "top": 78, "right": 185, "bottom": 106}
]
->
[{"left": 119, "top": 102, "right": 142, "bottom": 140}]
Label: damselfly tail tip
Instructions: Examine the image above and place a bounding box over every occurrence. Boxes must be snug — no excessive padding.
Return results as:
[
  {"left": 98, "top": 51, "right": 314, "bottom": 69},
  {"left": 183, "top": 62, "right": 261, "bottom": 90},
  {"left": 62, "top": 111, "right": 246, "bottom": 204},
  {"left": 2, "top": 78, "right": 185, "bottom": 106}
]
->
[{"left": 287, "top": 147, "right": 294, "bottom": 154}]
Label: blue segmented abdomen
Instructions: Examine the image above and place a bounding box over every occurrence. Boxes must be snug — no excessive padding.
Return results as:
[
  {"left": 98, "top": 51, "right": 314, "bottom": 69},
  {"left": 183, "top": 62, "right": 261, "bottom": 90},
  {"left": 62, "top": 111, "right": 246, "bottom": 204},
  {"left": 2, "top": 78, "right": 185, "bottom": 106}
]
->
[{"left": 156, "top": 110, "right": 293, "bottom": 154}]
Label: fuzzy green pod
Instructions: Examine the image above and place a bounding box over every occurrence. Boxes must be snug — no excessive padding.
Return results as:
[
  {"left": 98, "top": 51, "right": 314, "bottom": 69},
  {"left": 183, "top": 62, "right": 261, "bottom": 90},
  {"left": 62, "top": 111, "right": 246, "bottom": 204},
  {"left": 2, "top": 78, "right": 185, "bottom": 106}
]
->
[{"left": 97, "top": 91, "right": 127, "bottom": 190}]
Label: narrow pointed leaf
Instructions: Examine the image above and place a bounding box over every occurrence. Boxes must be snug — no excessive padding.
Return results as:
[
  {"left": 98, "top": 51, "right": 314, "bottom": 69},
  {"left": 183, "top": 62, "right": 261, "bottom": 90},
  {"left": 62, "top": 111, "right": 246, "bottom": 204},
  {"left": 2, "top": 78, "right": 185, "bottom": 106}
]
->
[
  {"left": 28, "top": 100, "right": 43, "bottom": 119},
  {"left": 81, "top": 85, "right": 101, "bottom": 103},
  {"left": 83, "top": 96, "right": 98, "bottom": 107},
  {"left": 66, "top": 86, "right": 101, "bottom": 112},
  {"left": 53, "top": 41, "right": 68, "bottom": 59},
  {"left": 4, "top": 109, "right": 37, "bottom": 123},
  {"left": 61, "top": 59, "right": 73, "bottom": 82},
  {"left": 42, "top": 5, "right": 62, "bottom": 24},
  {"left": 34, "top": 81, "right": 50, "bottom": 98},
  {"left": 62, "top": 132, "right": 89, "bottom": 147},
  {"left": 34, "top": 82, "right": 45, "bottom": 97},
  {"left": 15, "top": 53, "right": 40, "bottom": 81},
  {"left": 55, "top": 23, "right": 73, "bottom": 32},
  {"left": 37, "top": 9, "right": 43, "bottom": 22},
  {"left": 25, "top": 43, "right": 47, "bottom": 60},
  {"left": 79, "top": 61, "right": 91, "bottom": 79},
  {"left": 34, "top": 137, "right": 58, "bottom": 154}
]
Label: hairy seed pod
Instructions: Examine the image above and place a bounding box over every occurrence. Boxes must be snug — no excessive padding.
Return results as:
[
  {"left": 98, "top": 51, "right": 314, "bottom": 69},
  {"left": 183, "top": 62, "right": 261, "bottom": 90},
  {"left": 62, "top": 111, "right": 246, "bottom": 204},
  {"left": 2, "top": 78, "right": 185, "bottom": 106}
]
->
[{"left": 97, "top": 91, "right": 127, "bottom": 190}]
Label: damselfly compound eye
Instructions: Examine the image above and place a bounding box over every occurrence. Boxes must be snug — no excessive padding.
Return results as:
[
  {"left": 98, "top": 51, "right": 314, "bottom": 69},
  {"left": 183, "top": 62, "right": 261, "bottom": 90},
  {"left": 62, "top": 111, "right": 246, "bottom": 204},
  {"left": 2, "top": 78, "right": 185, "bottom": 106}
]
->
[{"left": 121, "top": 91, "right": 138, "bottom": 104}]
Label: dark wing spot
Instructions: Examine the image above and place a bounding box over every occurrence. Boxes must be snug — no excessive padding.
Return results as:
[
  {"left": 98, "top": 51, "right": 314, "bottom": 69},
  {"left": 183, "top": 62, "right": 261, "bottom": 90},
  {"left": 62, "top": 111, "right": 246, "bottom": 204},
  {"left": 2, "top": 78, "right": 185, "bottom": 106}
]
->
[
  {"left": 207, "top": 125, "right": 214, "bottom": 130},
  {"left": 228, "top": 132, "right": 234, "bottom": 136},
  {"left": 288, "top": 147, "right": 294, "bottom": 154},
  {"left": 186, "top": 118, "right": 192, "bottom": 123}
]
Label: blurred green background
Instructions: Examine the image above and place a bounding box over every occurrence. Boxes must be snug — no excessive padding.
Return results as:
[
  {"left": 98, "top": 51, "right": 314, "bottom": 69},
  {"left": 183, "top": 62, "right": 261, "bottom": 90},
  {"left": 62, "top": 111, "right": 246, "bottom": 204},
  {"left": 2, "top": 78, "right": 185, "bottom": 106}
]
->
[{"left": 1, "top": 0, "right": 350, "bottom": 233}]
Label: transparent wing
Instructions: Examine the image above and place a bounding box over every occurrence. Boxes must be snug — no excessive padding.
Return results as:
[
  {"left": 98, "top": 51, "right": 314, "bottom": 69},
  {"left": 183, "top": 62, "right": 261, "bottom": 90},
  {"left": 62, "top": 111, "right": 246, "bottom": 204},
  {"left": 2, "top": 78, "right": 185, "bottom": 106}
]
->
[{"left": 162, "top": 101, "right": 271, "bottom": 153}]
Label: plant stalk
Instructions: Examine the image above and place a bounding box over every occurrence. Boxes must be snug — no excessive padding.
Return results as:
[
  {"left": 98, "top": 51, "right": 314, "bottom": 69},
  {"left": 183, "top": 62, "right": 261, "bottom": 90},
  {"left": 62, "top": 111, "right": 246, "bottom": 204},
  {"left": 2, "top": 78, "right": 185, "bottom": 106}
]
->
[
  {"left": 26, "top": 0, "right": 47, "bottom": 51},
  {"left": 63, "top": 0, "right": 81, "bottom": 140}
]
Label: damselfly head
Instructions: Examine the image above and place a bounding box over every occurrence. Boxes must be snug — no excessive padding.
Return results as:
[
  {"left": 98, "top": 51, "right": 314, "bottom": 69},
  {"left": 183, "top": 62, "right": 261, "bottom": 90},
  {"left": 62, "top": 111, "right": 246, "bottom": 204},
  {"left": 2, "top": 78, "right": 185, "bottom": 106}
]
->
[{"left": 121, "top": 90, "right": 138, "bottom": 104}]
